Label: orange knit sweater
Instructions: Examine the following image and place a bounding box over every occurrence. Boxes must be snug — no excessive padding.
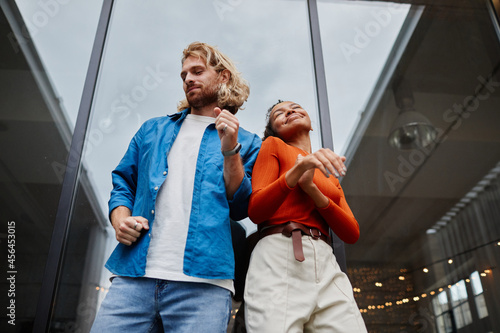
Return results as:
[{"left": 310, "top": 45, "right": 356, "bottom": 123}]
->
[{"left": 248, "top": 136, "right": 360, "bottom": 244}]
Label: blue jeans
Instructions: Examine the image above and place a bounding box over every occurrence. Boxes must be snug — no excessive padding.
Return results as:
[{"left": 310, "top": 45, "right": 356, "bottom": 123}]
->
[{"left": 90, "top": 277, "right": 231, "bottom": 333}]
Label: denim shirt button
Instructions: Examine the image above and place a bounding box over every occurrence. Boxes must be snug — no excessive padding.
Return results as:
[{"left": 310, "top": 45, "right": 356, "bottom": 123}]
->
[
  {"left": 151, "top": 210, "right": 155, "bottom": 214},
  {"left": 163, "top": 171, "right": 167, "bottom": 175},
  {"left": 154, "top": 186, "right": 159, "bottom": 191}
]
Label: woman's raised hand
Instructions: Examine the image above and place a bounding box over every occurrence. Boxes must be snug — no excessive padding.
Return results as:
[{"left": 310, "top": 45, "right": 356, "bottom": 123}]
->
[
  {"left": 285, "top": 148, "right": 347, "bottom": 190},
  {"left": 296, "top": 148, "right": 347, "bottom": 179},
  {"left": 296, "top": 154, "right": 315, "bottom": 189},
  {"left": 293, "top": 149, "right": 346, "bottom": 208}
]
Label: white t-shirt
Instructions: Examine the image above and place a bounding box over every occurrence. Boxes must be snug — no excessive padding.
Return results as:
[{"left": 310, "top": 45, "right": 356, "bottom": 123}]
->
[{"left": 145, "top": 114, "right": 234, "bottom": 293}]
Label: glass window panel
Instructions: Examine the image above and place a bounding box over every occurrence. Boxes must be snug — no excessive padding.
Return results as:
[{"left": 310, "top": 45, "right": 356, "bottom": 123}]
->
[
  {"left": 325, "top": 0, "right": 500, "bottom": 331},
  {"left": 453, "top": 306, "right": 464, "bottom": 329},
  {"left": 432, "top": 296, "right": 441, "bottom": 315},
  {"left": 444, "top": 312, "right": 453, "bottom": 333},
  {"left": 317, "top": 0, "right": 411, "bottom": 154},
  {"left": 450, "top": 281, "right": 468, "bottom": 307},
  {"left": 435, "top": 315, "right": 446, "bottom": 333},
  {"left": 14, "top": 0, "right": 103, "bottom": 126},
  {"left": 475, "top": 294, "right": 489, "bottom": 319},
  {"left": 450, "top": 284, "right": 459, "bottom": 304},
  {"left": 52, "top": 0, "right": 318, "bottom": 331},
  {"left": 1, "top": 1, "right": 101, "bottom": 330},
  {"left": 470, "top": 271, "right": 484, "bottom": 295},
  {"left": 438, "top": 290, "right": 449, "bottom": 313},
  {"left": 450, "top": 280, "right": 468, "bottom": 303},
  {"left": 460, "top": 302, "right": 473, "bottom": 326},
  {"left": 75, "top": 0, "right": 319, "bottom": 235}
]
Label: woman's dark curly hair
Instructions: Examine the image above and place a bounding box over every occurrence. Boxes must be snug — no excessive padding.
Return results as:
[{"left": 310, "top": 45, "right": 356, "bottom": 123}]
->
[{"left": 263, "top": 99, "right": 285, "bottom": 140}]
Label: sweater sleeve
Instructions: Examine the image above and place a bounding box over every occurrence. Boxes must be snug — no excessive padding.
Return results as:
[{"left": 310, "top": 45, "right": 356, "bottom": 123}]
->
[
  {"left": 248, "top": 138, "right": 293, "bottom": 224},
  {"left": 317, "top": 181, "right": 360, "bottom": 244}
]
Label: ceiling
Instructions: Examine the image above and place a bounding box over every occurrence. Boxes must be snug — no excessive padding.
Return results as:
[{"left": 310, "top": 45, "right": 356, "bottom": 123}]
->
[{"left": 342, "top": 1, "right": 500, "bottom": 271}]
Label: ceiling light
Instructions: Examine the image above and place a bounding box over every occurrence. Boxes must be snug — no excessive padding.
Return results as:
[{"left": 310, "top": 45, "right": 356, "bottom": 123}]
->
[{"left": 388, "top": 78, "right": 437, "bottom": 150}]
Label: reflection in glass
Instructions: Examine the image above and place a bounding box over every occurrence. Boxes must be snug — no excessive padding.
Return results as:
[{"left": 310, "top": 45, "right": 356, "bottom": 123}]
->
[
  {"left": 324, "top": 0, "right": 500, "bottom": 331},
  {"left": 52, "top": 0, "right": 319, "bottom": 331},
  {"left": 79, "top": 0, "right": 319, "bottom": 228},
  {"left": 437, "top": 291, "right": 449, "bottom": 313},
  {"left": 14, "top": 0, "right": 103, "bottom": 126},
  {"left": 470, "top": 271, "right": 483, "bottom": 295},
  {"left": 318, "top": 0, "right": 410, "bottom": 154},
  {"left": 387, "top": 78, "right": 437, "bottom": 150},
  {"left": 450, "top": 280, "right": 472, "bottom": 328},
  {"left": 387, "top": 109, "right": 437, "bottom": 150},
  {"left": 475, "top": 294, "right": 489, "bottom": 319},
  {"left": 470, "top": 271, "right": 489, "bottom": 319},
  {"left": 450, "top": 280, "right": 467, "bottom": 305},
  {"left": 0, "top": 1, "right": 100, "bottom": 330}
]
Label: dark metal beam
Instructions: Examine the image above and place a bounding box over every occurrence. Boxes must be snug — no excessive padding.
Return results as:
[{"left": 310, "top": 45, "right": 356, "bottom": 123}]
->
[{"left": 307, "top": 0, "right": 347, "bottom": 272}]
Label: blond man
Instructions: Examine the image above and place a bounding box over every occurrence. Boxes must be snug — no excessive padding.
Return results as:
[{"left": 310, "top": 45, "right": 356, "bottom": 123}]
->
[{"left": 91, "top": 42, "right": 261, "bottom": 333}]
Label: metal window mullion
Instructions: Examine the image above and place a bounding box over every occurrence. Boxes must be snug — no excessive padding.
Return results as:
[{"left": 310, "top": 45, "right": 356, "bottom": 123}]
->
[
  {"left": 307, "top": 0, "right": 347, "bottom": 273},
  {"left": 33, "top": 1, "right": 114, "bottom": 331}
]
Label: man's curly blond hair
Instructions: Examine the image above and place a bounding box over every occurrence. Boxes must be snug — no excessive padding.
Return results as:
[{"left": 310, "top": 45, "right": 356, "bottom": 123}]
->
[{"left": 177, "top": 42, "right": 250, "bottom": 114}]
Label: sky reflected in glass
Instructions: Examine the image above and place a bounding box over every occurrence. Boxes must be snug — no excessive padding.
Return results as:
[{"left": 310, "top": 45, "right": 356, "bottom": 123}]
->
[
  {"left": 318, "top": 0, "right": 410, "bottom": 154},
  {"left": 14, "top": 0, "right": 410, "bottom": 231}
]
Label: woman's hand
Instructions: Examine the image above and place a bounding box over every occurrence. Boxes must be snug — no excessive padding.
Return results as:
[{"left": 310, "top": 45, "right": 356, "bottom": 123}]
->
[
  {"left": 296, "top": 154, "right": 315, "bottom": 189},
  {"left": 296, "top": 149, "right": 347, "bottom": 179},
  {"left": 286, "top": 148, "right": 347, "bottom": 188},
  {"left": 286, "top": 150, "right": 347, "bottom": 208}
]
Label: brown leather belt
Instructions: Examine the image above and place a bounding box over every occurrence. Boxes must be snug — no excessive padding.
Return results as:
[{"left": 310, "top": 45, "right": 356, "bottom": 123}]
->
[{"left": 259, "top": 222, "right": 329, "bottom": 262}]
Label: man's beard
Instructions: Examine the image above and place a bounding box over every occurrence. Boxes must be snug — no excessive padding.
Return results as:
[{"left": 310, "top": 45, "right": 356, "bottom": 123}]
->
[{"left": 187, "top": 83, "right": 219, "bottom": 109}]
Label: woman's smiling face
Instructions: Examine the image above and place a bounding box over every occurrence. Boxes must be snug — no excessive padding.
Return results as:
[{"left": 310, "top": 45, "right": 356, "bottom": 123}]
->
[{"left": 269, "top": 101, "right": 312, "bottom": 141}]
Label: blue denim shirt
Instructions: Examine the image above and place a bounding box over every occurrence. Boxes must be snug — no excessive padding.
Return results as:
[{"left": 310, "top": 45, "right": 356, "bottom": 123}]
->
[{"left": 105, "top": 108, "right": 261, "bottom": 279}]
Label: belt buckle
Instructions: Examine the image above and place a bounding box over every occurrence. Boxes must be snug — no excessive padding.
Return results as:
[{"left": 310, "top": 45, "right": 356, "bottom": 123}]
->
[{"left": 310, "top": 228, "right": 321, "bottom": 240}]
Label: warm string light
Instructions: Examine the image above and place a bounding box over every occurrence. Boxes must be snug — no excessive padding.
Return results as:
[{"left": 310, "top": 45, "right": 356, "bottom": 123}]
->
[
  {"left": 354, "top": 267, "right": 494, "bottom": 313},
  {"left": 351, "top": 238, "right": 499, "bottom": 314},
  {"left": 230, "top": 308, "right": 239, "bottom": 320},
  {"left": 353, "top": 238, "right": 499, "bottom": 289},
  {"left": 95, "top": 285, "right": 109, "bottom": 293}
]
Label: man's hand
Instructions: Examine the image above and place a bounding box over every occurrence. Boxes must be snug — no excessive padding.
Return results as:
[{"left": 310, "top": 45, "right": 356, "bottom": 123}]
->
[
  {"left": 214, "top": 107, "right": 239, "bottom": 152},
  {"left": 111, "top": 206, "right": 149, "bottom": 246},
  {"left": 213, "top": 107, "right": 244, "bottom": 199}
]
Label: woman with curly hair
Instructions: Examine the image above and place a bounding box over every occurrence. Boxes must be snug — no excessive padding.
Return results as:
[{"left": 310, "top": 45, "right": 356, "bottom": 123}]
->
[{"left": 244, "top": 100, "right": 367, "bottom": 333}]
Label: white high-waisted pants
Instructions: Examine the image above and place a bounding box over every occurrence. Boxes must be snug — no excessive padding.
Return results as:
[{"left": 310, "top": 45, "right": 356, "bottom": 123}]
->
[{"left": 244, "top": 233, "right": 367, "bottom": 333}]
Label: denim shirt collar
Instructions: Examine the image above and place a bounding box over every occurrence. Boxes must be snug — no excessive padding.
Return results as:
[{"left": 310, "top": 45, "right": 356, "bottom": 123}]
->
[{"left": 167, "top": 108, "right": 190, "bottom": 120}]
